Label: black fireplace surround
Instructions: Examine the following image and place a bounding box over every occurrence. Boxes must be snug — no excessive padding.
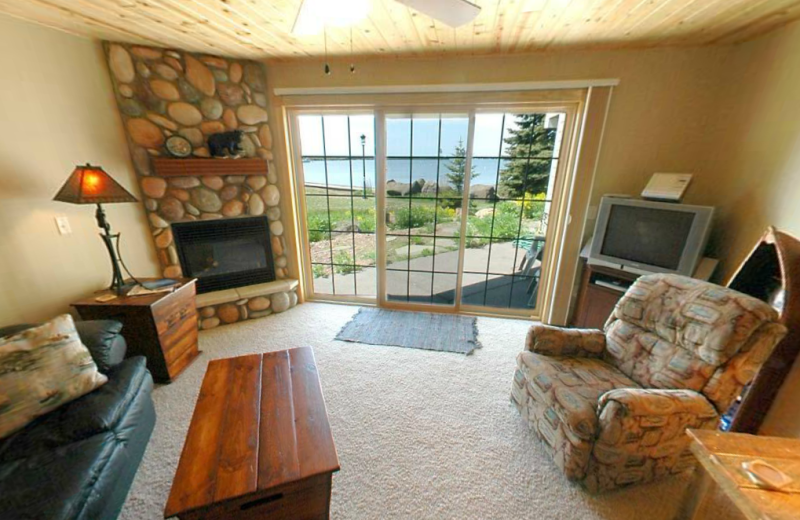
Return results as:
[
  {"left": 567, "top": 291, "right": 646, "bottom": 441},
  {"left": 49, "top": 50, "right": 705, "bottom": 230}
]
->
[{"left": 172, "top": 216, "right": 275, "bottom": 294}]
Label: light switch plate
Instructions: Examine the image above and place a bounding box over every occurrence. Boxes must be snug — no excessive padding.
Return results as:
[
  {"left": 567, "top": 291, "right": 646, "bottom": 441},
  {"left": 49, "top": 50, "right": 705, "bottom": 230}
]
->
[{"left": 55, "top": 216, "right": 72, "bottom": 235}]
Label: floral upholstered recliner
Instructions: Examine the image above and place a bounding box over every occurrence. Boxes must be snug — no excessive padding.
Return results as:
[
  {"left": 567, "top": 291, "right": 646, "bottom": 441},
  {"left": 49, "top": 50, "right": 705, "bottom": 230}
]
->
[{"left": 511, "top": 273, "right": 787, "bottom": 492}]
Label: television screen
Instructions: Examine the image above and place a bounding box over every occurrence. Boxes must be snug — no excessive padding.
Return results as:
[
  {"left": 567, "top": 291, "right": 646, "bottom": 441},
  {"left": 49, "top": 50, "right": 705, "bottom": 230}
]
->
[{"left": 600, "top": 205, "right": 696, "bottom": 270}]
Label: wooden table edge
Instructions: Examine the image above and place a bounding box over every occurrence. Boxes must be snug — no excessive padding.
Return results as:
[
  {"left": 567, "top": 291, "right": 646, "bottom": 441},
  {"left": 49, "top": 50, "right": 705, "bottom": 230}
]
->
[{"left": 164, "top": 470, "right": 340, "bottom": 519}]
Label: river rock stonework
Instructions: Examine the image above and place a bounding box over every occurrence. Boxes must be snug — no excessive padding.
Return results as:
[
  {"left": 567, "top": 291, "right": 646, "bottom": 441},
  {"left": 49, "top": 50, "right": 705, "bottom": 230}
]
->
[
  {"left": 103, "top": 42, "right": 293, "bottom": 286},
  {"left": 196, "top": 288, "right": 299, "bottom": 330}
]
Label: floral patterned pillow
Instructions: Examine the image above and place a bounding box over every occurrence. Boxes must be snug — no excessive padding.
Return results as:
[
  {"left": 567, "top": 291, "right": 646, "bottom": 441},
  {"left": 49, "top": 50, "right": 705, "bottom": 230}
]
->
[{"left": 0, "top": 314, "right": 108, "bottom": 438}]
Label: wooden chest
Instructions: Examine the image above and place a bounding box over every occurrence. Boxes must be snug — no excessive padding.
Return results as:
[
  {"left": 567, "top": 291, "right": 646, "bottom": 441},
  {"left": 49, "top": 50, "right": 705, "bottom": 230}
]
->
[
  {"left": 165, "top": 348, "right": 339, "bottom": 519},
  {"left": 72, "top": 278, "right": 199, "bottom": 383}
]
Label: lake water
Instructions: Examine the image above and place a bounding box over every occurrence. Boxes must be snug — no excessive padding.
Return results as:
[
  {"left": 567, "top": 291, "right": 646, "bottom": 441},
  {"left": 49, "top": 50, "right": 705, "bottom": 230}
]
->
[{"left": 302, "top": 157, "right": 523, "bottom": 189}]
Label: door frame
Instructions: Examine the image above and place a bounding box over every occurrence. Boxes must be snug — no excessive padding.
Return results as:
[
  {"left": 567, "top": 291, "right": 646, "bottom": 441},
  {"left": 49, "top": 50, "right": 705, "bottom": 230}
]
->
[{"left": 285, "top": 94, "right": 586, "bottom": 321}]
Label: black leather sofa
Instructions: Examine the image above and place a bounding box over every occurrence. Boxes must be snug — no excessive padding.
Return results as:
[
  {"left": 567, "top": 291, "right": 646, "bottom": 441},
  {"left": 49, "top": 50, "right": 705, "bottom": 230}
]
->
[{"left": 0, "top": 320, "right": 156, "bottom": 520}]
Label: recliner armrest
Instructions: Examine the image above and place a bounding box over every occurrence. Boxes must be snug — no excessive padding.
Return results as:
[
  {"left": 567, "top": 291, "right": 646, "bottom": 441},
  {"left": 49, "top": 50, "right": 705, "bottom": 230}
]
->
[
  {"left": 596, "top": 388, "right": 718, "bottom": 445},
  {"left": 75, "top": 320, "right": 127, "bottom": 373},
  {"left": 525, "top": 324, "right": 605, "bottom": 358}
]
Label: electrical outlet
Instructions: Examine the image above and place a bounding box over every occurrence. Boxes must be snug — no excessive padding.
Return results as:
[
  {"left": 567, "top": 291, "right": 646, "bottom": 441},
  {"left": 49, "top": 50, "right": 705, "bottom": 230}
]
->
[{"left": 55, "top": 216, "right": 72, "bottom": 235}]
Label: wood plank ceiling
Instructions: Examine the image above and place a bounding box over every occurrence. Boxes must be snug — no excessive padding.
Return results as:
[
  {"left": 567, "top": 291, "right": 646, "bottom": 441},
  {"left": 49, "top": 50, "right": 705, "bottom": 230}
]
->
[{"left": 1, "top": 0, "right": 799, "bottom": 60}]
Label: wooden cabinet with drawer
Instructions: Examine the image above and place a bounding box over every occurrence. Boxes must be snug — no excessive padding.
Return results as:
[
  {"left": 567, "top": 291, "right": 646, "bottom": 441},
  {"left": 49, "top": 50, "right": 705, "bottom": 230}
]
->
[
  {"left": 571, "top": 265, "right": 638, "bottom": 329},
  {"left": 72, "top": 278, "right": 200, "bottom": 383}
]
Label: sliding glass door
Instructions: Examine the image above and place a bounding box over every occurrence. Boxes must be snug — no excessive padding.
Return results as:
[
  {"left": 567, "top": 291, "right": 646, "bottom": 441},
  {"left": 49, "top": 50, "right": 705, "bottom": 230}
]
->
[
  {"left": 460, "top": 112, "right": 566, "bottom": 313},
  {"left": 291, "top": 105, "right": 573, "bottom": 318},
  {"left": 384, "top": 114, "right": 469, "bottom": 306},
  {"left": 295, "top": 113, "right": 377, "bottom": 301}
]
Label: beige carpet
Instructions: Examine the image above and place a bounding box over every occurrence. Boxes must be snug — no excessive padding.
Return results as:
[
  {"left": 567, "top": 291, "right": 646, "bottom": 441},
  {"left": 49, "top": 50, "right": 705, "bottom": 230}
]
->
[{"left": 120, "top": 302, "right": 697, "bottom": 520}]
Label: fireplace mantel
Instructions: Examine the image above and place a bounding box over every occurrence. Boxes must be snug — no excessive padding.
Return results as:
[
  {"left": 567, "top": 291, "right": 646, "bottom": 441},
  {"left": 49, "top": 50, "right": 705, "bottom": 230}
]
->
[{"left": 152, "top": 157, "right": 268, "bottom": 177}]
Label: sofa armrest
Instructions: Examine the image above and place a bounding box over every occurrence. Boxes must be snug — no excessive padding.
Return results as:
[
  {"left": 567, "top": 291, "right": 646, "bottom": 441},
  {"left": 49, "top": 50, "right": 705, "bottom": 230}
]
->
[
  {"left": 75, "top": 320, "right": 127, "bottom": 373},
  {"left": 524, "top": 324, "right": 606, "bottom": 358}
]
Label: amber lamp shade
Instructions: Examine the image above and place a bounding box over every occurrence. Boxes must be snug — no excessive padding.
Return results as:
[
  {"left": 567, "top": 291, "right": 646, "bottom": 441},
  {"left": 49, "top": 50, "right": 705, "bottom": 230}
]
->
[
  {"left": 53, "top": 164, "right": 138, "bottom": 204},
  {"left": 53, "top": 164, "right": 139, "bottom": 294}
]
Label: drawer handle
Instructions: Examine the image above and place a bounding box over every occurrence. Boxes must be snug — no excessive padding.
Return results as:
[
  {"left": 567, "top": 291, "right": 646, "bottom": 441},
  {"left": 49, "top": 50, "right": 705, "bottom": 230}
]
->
[{"left": 240, "top": 493, "right": 283, "bottom": 510}]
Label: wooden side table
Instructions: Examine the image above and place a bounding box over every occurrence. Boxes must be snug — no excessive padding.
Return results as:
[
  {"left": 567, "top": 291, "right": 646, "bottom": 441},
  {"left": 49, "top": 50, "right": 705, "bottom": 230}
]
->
[
  {"left": 677, "top": 429, "right": 800, "bottom": 520},
  {"left": 72, "top": 278, "right": 200, "bottom": 383}
]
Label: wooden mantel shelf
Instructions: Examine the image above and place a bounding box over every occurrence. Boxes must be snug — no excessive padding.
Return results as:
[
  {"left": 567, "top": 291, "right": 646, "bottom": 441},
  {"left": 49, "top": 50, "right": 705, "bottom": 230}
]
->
[{"left": 152, "top": 157, "right": 268, "bottom": 177}]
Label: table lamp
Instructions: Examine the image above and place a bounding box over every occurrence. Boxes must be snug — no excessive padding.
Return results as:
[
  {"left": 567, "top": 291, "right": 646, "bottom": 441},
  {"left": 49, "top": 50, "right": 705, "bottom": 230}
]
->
[{"left": 53, "top": 164, "right": 139, "bottom": 295}]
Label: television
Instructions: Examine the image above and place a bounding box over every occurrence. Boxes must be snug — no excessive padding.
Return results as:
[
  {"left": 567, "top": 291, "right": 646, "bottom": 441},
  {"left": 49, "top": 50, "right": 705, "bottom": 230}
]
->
[{"left": 589, "top": 197, "right": 714, "bottom": 276}]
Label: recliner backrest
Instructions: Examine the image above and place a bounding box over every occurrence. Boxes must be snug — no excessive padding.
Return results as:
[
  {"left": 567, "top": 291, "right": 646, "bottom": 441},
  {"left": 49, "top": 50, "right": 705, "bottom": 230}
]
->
[{"left": 603, "top": 274, "right": 784, "bottom": 404}]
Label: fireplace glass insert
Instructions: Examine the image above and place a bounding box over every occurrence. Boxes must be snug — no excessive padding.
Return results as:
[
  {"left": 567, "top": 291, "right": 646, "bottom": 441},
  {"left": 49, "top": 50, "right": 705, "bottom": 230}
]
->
[{"left": 172, "top": 216, "right": 275, "bottom": 294}]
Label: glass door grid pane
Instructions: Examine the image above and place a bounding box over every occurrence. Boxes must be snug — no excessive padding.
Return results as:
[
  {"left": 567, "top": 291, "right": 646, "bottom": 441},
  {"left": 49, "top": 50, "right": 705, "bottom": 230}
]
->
[
  {"left": 385, "top": 114, "right": 468, "bottom": 305},
  {"left": 299, "top": 114, "right": 376, "bottom": 299},
  {"left": 461, "top": 112, "right": 565, "bottom": 310}
]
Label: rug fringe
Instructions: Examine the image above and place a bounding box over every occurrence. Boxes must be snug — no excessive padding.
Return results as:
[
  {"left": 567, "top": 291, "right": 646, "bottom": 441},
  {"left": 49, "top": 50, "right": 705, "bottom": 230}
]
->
[{"left": 467, "top": 318, "right": 483, "bottom": 355}]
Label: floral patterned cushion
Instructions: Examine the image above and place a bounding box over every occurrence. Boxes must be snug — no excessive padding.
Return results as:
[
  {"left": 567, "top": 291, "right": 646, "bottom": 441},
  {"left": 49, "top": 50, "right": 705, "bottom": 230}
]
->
[{"left": 0, "top": 315, "right": 107, "bottom": 438}]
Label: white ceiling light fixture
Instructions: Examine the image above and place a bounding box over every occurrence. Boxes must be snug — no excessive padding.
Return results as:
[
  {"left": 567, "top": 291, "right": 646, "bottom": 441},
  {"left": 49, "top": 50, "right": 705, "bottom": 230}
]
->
[
  {"left": 292, "top": 0, "right": 481, "bottom": 36},
  {"left": 395, "top": 0, "right": 481, "bottom": 28},
  {"left": 292, "top": 0, "right": 372, "bottom": 36}
]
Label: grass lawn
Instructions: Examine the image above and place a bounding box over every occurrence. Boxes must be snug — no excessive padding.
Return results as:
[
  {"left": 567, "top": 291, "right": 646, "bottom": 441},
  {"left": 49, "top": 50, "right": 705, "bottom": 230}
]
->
[{"left": 303, "top": 186, "right": 546, "bottom": 278}]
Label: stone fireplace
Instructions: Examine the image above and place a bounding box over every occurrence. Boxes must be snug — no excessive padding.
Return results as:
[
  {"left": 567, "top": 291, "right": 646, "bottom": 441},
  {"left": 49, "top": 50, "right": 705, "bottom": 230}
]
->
[{"left": 103, "top": 42, "right": 298, "bottom": 328}]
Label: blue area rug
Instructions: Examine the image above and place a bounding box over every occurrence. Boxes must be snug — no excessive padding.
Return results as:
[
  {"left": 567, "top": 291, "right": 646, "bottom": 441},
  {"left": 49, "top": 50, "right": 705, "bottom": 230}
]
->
[{"left": 336, "top": 308, "right": 481, "bottom": 355}]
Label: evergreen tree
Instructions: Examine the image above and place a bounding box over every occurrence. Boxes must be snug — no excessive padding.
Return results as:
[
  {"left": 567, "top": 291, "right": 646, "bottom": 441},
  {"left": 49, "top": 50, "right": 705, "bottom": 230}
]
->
[
  {"left": 445, "top": 139, "right": 477, "bottom": 195},
  {"left": 499, "top": 114, "right": 557, "bottom": 197}
]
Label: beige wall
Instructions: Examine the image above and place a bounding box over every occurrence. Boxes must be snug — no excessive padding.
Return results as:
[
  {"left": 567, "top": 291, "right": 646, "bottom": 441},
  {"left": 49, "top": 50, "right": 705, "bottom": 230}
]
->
[
  {"left": 265, "top": 46, "right": 739, "bottom": 306},
  {"left": 701, "top": 20, "right": 800, "bottom": 437},
  {"left": 704, "top": 21, "right": 800, "bottom": 279},
  {"left": 0, "top": 15, "right": 159, "bottom": 325},
  {"left": 266, "top": 44, "right": 736, "bottom": 216}
]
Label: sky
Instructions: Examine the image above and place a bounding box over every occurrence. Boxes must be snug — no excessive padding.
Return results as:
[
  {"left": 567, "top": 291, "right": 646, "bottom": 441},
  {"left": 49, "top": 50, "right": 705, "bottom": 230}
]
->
[{"left": 297, "top": 113, "right": 565, "bottom": 189}]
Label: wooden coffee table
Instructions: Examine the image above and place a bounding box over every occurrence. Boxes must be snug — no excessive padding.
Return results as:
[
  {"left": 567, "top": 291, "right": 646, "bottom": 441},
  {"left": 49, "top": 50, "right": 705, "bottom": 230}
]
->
[{"left": 165, "top": 348, "right": 339, "bottom": 519}]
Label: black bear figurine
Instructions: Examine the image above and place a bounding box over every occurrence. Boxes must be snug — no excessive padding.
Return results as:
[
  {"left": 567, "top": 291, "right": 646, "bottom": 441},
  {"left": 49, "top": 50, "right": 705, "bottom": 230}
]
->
[{"left": 208, "top": 130, "right": 244, "bottom": 158}]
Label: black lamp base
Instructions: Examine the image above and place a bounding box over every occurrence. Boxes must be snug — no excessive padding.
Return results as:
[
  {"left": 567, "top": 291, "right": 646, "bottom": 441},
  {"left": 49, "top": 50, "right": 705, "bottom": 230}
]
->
[{"left": 96, "top": 203, "right": 135, "bottom": 295}]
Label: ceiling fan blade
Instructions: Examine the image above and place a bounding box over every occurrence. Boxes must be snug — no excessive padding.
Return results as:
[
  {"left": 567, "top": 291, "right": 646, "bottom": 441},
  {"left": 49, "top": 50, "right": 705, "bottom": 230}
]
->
[{"left": 395, "top": 0, "right": 481, "bottom": 28}]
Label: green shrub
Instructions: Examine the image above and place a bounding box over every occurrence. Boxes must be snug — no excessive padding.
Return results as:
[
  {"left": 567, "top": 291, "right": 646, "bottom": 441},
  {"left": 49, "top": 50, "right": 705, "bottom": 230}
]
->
[
  {"left": 307, "top": 213, "right": 330, "bottom": 242},
  {"left": 333, "top": 250, "right": 360, "bottom": 275},
  {"left": 312, "top": 264, "right": 328, "bottom": 278},
  {"left": 355, "top": 209, "right": 376, "bottom": 232},
  {"left": 522, "top": 193, "right": 547, "bottom": 220},
  {"left": 454, "top": 204, "right": 522, "bottom": 248},
  {"left": 388, "top": 205, "right": 436, "bottom": 230}
]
